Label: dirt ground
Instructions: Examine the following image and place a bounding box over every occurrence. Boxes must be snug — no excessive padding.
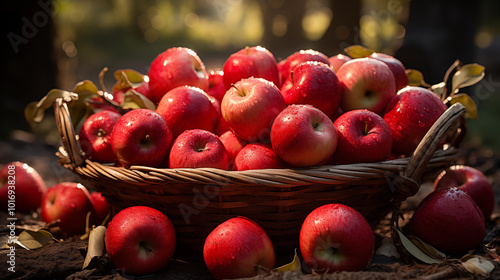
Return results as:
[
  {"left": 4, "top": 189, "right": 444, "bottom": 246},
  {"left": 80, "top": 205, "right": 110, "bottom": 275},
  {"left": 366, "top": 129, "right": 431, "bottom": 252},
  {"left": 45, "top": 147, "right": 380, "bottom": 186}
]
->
[{"left": 0, "top": 137, "right": 499, "bottom": 280}]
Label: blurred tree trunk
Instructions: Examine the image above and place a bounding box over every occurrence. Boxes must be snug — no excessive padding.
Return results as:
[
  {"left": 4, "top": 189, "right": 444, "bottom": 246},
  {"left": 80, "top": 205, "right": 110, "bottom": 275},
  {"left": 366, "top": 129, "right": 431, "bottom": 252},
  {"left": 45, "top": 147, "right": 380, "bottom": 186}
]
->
[
  {"left": 315, "top": 0, "right": 361, "bottom": 56},
  {"left": 1, "top": 0, "right": 57, "bottom": 139},
  {"left": 395, "top": 0, "right": 481, "bottom": 84},
  {"left": 258, "top": 0, "right": 307, "bottom": 59}
]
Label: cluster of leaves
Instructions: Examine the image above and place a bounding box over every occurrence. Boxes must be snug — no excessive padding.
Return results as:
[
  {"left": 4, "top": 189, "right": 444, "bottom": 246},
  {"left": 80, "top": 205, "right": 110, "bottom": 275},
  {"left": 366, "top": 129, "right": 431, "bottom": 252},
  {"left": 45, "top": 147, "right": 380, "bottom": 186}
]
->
[
  {"left": 345, "top": 45, "right": 485, "bottom": 120},
  {"left": 25, "top": 68, "right": 155, "bottom": 129}
]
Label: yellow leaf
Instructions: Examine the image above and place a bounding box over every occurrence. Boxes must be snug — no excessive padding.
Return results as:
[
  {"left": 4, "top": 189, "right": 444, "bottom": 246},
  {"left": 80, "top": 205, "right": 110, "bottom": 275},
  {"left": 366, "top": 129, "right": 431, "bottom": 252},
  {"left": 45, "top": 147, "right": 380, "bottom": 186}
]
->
[
  {"left": 431, "top": 82, "right": 446, "bottom": 97},
  {"left": 451, "top": 64, "right": 485, "bottom": 93},
  {"left": 343, "top": 45, "right": 374, "bottom": 59},
  {"left": 406, "top": 69, "right": 425, "bottom": 86},
  {"left": 274, "top": 249, "right": 301, "bottom": 272},
  {"left": 83, "top": 226, "right": 107, "bottom": 270},
  {"left": 17, "top": 230, "right": 54, "bottom": 250},
  {"left": 407, "top": 235, "right": 445, "bottom": 261},
  {"left": 461, "top": 255, "right": 495, "bottom": 277},
  {"left": 446, "top": 93, "right": 478, "bottom": 119}
]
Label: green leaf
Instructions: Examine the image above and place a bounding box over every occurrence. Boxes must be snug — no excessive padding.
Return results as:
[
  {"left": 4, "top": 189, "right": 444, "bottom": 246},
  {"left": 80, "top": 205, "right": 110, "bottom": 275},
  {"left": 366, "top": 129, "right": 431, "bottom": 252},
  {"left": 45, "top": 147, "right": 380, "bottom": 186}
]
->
[
  {"left": 394, "top": 228, "right": 443, "bottom": 264},
  {"left": 451, "top": 64, "right": 485, "bottom": 94},
  {"left": 25, "top": 89, "right": 77, "bottom": 125},
  {"left": 406, "top": 69, "right": 425, "bottom": 86},
  {"left": 120, "top": 90, "right": 156, "bottom": 110},
  {"left": 17, "top": 230, "right": 54, "bottom": 250},
  {"left": 72, "top": 80, "right": 98, "bottom": 96},
  {"left": 274, "top": 249, "right": 301, "bottom": 272},
  {"left": 113, "top": 69, "right": 145, "bottom": 93},
  {"left": 446, "top": 93, "right": 478, "bottom": 119},
  {"left": 344, "top": 45, "right": 374, "bottom": 59}
]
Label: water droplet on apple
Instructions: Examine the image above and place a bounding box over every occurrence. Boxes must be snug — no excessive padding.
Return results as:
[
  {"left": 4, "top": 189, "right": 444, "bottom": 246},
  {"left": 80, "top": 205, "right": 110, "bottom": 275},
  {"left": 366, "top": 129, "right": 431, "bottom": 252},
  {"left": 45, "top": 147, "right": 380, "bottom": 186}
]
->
[
  {"left": 167, "top": 72, "right": 173, "bottom": 79},
  {"left": 230, "top": 253, "right": 235, "bottom": 260},
  {"left": 317, "top": 78, "right": 323, "bottom": 83},
  {"left": 418, "top": 121, "right": 426, "bottom": 127},
  {"left": 396, "top": 125, "right": 403, "bottom": 131},
  {"left": 322, "top": 68, "right": 329, "bottom": 74}
]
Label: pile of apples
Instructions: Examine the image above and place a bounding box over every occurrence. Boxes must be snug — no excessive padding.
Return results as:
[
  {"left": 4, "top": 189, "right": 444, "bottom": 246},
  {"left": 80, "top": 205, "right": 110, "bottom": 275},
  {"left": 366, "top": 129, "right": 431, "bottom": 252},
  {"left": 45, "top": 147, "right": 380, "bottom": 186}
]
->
[{"left": 79, "top": 45, "right": 449, "bottom": 171}]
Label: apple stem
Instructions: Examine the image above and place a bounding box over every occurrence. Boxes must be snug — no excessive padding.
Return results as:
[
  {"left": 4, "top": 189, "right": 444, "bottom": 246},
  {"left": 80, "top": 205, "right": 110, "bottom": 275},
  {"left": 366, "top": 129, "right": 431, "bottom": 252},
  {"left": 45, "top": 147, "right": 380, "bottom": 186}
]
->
[
  {"left": 231, "top": 84, "right": 246, "bottom": 97},
  {"left": 440, "top": 59, "right": 462, "bottom": 101},
  {"left": 364, "top": 122, "right": 369, "bottom": 136},
  {"left": 290, "top": 71, "right": 295, "bottom": 84},
  {"left": 245, "top": 46, "right": 250, "bottom": 55}
]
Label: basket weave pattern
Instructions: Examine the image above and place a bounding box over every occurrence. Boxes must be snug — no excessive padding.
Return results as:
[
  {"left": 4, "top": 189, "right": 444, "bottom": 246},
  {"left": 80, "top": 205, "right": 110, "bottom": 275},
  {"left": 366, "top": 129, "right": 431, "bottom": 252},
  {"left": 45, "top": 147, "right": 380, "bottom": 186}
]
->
[{"left": 55, "top": 99, "right": 466, "bottom": 250}]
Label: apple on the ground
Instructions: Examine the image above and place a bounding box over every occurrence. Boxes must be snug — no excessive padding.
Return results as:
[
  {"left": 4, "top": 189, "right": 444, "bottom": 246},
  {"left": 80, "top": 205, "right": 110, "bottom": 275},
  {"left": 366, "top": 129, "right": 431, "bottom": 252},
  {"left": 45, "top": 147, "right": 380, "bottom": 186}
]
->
[
  {"left": 271, "top": 104, "right": 338, "bottom": 167},
  {"left": 148, "top": 47, "right": 209, "bottom": 103},
  {"left": 234, "top": 142, "right": 286, "bottom": 171},
  {"left": 89, "top": 192, "right": 110, "bottom": 226},
  {"left": 434, "top": 165, "right": 495, "bottom": 220},
  {"left": 0, "top": 162, "right": 46, "bottom": 213},
  {"left": 40, "top": 182, "right": 94, "bottom": 236},
  {"left": 335, "top": 58, "right": 396, "bottom": 115},
  {"left": 410, "top": 187, "right": 485, "bottom": 254},
  {"left": 169, "top": 129, "right": 228, "bottom": 170},
  {"left": 300, "top": 203, "right": 375, "bottom": 272},
  {"left": 79, "top": 110, "right": 121, "bottom": 163},
  {"left": 111, "top": 109, "right": 173, "bottom": 168},
  {"left": 280, "top": 61, "right": 342, "bottom": 119},
  {"left": 383, "top": 86, "right": 448, "bottom": 156},
  {"left": 203, "top": 216, "right": 275, "bottom": 279},
  {"left": 221, "top": 77, "right": 286, "bottom": 143},
  {"left": 332, "top": 109, "right": 393, "bottom": 164},
  {"left": 223, "top": 46, "right": 280, "bottom": 90},
  {"left": 105, "top": 206, "right": 176, "bottom": 276}
]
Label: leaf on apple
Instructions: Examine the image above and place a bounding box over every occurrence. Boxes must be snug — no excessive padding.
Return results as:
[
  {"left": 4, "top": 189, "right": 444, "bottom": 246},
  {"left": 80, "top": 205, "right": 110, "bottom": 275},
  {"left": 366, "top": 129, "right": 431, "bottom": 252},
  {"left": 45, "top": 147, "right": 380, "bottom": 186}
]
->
[
  {"left": 451, "top": 64, "right": 485, "bottom": 94},
  {"left": 344, "top": 45, "right": 374, "bottom": 59},
  {"left": 394, "top": 228, "right": 443, "bottom": 264},
  {"left": 121, "top": 90, "right": 156, "bottom": 111},
  {"left": 112, "top": 69, "right": 145, "bottom": 93},
  {"left": 83, "top": 225, "right": 107, "bottom": 270},
  {"left": 406, "top": 69, "right": 425, "bottom": 87},
  {"left": 461, "top": 255, "right": 495, "bottom": 277},
  {"left": 446, "top": 93, "right": 478, "bottom": 119},
  {"left": 274, "top": 249, "right": 302, "bottom": 272}
]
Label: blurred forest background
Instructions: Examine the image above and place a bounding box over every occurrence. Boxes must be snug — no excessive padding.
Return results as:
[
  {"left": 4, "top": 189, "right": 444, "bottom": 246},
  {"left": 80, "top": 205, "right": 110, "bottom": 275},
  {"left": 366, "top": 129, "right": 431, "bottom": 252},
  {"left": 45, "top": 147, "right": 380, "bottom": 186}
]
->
[{"left": 2, "top": 0, "right": 500, "bottom": 151}]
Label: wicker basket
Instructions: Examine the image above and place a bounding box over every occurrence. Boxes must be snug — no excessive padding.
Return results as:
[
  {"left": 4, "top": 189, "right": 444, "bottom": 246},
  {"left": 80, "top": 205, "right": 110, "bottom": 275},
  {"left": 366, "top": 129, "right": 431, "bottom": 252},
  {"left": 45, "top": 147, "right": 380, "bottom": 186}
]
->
[{"left": 54, "top": 98, "right": 466, "bottom": 251}]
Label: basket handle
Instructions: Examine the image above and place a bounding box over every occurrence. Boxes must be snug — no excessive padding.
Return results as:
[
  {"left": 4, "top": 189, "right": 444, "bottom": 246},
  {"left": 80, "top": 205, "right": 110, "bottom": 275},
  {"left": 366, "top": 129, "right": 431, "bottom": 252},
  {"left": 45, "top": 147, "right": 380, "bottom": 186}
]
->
[
  {"left": 393, "top": 102, "right": 466, "bottom": 201},
  {"left": 54, "top": 98, "right": 85, "bottom": 167}
]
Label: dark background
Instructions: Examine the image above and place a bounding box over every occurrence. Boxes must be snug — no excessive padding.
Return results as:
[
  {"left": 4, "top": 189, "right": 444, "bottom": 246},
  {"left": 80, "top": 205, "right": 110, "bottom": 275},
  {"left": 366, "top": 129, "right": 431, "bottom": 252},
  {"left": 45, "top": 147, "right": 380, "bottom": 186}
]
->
[{"left": 2, "top": 0, "right": 500, "bottom": 151}]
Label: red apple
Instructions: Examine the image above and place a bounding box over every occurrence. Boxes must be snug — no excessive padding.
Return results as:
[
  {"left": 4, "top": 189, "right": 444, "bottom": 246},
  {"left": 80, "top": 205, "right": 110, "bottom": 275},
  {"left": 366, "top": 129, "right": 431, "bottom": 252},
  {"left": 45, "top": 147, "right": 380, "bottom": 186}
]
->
[
  {"left": 328, "top": 54, "right": 352, "bottom": 73},
  {"left": 271, "top": 104, "right": 338, "bottom": 167},
  {"left": 89, "top": 192, "right": 109, "bottom": 226},
  {"left": 280, "top": 61, "right": 342, "bottom": 119},
  {"left": 156, "top": 86, "right": 217, "bottom": 138},
  {"left": 79, "top": 110, "right": 121, "bottom": 163},
  {"left": 219, "top": 130, "right": 247, "bottom": 171},
  {"left": 278, "top": 49, "right": 330, "bottom": 86},
  {"left": 105, "top": 206, "right": 176, "bottom": 276},
  {"left": 223, "top": 46, "right": 280, "bottom": 90},
  {"left": 234, "top": 142, "right": 286, "bottom": 171},
  {"left": 214, "top": 116, "right": 230, "bottom": 136},
  {"left": 221, "top": 77, "right": 286, "bottom": 143},
  {"left": 332, "top": 109, "right": 393, "bottom": 164},
  {"left": 111, "top": 109, "right": 173, "bottom": 167},
  {"left": 369, "top": 53, "right": 409, "bottom": 91},
  {"left": 383, "top": 86, "right": 448, "bottom": 156},
  {"left": 40, "top": 182, "right": 94, "bottom": 236},
  {"left": 410, "top": 187, "right": 485, "bottom": 254},
  {"left": 300, "top": 204, "right": 375, "bottom": 272},
  {"left": 434, "top": 165, "right": 495, "bottom": 219},
  {"left": 336, "top": 58, "right": 396, "bottom": 115},
  {"left": 203, "top": 216, "right": 275, "bottom": 279},
  {"left": 148, "top": 47, "right": 209, "bottom": 103},
  {"left": 207, "top": 70, "right": 226, "bottom": 103},
  {"left": 0, "top": 162, "right": 46, "bottom": 213},
  {"left": 169, "top": 129, "right": 228, "bottom": 170}
]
